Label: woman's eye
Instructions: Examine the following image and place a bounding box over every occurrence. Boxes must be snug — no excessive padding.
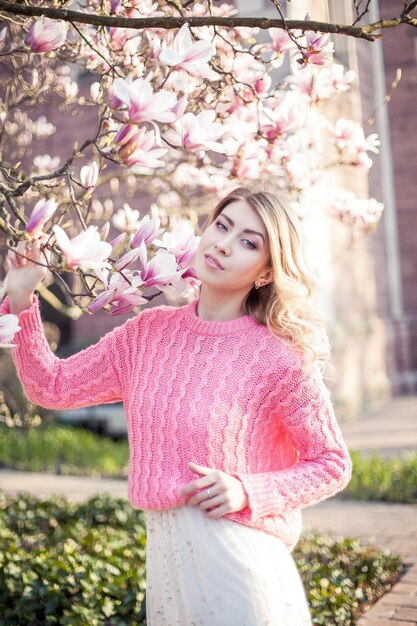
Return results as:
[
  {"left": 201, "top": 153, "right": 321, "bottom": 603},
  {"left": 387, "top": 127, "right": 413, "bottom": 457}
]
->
[{"left": 215, "top": 221, "right": 256, "bottom": 249}]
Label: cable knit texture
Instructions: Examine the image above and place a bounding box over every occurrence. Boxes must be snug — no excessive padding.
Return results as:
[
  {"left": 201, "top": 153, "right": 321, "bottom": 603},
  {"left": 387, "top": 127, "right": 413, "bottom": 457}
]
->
[{"left": 0, "top": 294, "right": 352, "bottom": 551}]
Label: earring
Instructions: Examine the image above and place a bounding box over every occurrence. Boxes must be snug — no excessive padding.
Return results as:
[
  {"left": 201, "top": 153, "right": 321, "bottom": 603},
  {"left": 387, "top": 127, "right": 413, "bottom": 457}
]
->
[{"left": 255, "top": 282, "right": 260, "bottom": 290}]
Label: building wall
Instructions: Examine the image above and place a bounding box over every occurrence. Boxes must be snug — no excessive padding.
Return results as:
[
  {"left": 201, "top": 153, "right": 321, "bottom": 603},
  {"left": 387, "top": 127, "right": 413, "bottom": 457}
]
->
[{"left": 379, "top": 0, "right": 417, "bottom": 391}]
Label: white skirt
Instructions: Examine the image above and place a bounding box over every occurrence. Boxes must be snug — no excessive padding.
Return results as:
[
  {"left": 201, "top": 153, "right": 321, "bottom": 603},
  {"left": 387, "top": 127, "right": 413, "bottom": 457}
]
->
[{"left": 145, "top": 504, "right": 312, "bottom": 626}]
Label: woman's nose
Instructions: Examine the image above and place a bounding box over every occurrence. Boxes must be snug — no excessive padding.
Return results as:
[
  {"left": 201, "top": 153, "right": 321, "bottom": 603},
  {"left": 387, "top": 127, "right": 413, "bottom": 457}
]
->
[{"left": 215, "top": 240, "right": 231, "bottom": 255}]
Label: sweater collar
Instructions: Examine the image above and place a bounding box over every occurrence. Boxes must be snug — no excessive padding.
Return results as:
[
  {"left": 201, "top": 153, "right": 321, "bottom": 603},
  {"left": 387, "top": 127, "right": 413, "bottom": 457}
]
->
[{"left": 182, "top": 298, "right": 259, "bottom": 336}]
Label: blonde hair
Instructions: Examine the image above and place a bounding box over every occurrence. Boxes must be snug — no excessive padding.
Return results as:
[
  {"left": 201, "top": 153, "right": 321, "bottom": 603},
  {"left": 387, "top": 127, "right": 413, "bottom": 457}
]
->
[{"left": 203, "top": 184, "right": 331, "bottom": 371}]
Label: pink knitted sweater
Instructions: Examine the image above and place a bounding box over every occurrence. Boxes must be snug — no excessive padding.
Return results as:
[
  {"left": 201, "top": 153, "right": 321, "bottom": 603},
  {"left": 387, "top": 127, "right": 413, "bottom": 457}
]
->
[{"left": 1, "top": 294, "right": 352, "bottom": 551}]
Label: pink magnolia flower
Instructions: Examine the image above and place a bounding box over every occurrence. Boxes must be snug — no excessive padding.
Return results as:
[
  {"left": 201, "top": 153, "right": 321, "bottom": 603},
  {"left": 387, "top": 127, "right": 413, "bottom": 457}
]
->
[
  {"left": 329, "top": 64, "right": 356, "bottom": 93},
  {"left": 88, "top": 268, "right": 146, "bottom": 315},
  {"left": 153, "top": 219, "right": 200, "bottom": 265},
  {"left": 164, "top": 110, "right": 226, "bottom": 153},
  {"left": 24, "top": 17, "right": 67, "bottom": 53},
  {"left": 259, "top": 99, "right": 300, "bottom": 141},
  {"left": 298, "top": 32, "right": 334, "bottom": 68},
  {"left": 26, "top": 198, "right": 58, "bottom": 238},
  {"left": 90, "top": 82, "right": 102, "bottom": 102},
  {"left": 131, "top": 215, "right": 163, "bottom": 248},
  {"left": 159, "top": 23, "right": 219, "bottom": 81},
  {"left": 113, "top": 247, "right": 143, "bottom": 271},
  {"left": 254, "top": 73, "right": 271, "bottom": 97},
  {"left": 111, "top": 75, "right": 177, "bottom": 124},
  {"left": 115, "top": 125, "right": 167, "bottom": 168},
  {"left": 171, "top": 95, "right": 188, "bottom": 121},
  {"left": 264, "top": 28, "right": 295, "bottom": 67},
  {"left": 333, "top": 118, "right": 380, "bottom": 169},
  {"left": 0, "top": 314, "right": 21, "bottom": 348},
  {"left": 80, "top": 162, "right": 99, "bottom": 190},
  {"left": 331, "top": 190, "right": 384, "bottom": 232},
  {"left": 110, "top": 0, "right": 121, "bottom": 15},
  {"left": 33, "top": 154, "right": 61, "bottom": 174},
  {"left": 52, "top": 225, "right": 112, "bottom": 270},
  {"left": 160, "top": 265, "right": 201, "bottom": 298},
  {"left": 112, "top": 203, "right": 142, "bottom": 234},
  {"left": 137, "top": 241, "right": 183, "bottom": 288},
  {"left": 230, "top": 141, "right": 266, "bottom": 179}
]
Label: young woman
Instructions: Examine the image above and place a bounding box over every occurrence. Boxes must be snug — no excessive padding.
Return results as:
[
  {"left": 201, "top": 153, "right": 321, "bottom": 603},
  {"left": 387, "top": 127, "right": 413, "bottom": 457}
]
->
[{"left": 2, "top": 185, "right": 352, "bottom": 625}]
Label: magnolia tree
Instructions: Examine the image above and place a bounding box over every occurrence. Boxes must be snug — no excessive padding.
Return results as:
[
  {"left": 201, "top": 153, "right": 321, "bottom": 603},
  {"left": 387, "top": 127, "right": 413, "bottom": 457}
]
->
[{"left": 1, "top": 0, "right": 414, "bottom": 348}]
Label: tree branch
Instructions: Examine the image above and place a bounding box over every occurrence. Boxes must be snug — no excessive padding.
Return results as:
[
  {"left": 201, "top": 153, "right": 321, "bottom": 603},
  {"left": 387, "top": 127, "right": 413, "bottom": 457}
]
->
[{"left": 0, "top": 0, "right": 386, "bottom": 41}]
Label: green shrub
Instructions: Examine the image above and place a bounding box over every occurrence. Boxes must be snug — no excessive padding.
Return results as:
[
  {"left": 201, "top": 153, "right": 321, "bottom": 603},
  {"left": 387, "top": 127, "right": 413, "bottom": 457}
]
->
[
  {"left": 0, "top": 492, "right": 402, "bottom": 626},
  {"left": 344, "top": 450, "right": 417, "bottom": 504},
  {"left": 1, "top": 424, "right": 417, "bottom": 504},
  {"left": 294, "top": 533, "right": 402, "bottom": 625},
  {"left": 0, "top": 423, "right": 129, "bottom": 478},
  {"left": 0, "top": 492, "right": 146, "bottom": 625}
]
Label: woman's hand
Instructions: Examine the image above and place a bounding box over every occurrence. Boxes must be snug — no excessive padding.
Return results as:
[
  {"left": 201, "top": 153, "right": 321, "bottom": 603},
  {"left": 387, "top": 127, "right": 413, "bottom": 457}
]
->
[
  {"left": 5, "top": 236, "right": 51, "bottom": 297},
  {"left": 179, "top": 461, "right": 249, "bottom": 519}
]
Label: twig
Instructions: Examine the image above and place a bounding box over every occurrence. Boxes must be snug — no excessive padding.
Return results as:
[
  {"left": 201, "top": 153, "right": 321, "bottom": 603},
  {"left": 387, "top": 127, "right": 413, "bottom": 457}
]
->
[{"left": 365, "top": 68, "right": 402, "bottom": 127}]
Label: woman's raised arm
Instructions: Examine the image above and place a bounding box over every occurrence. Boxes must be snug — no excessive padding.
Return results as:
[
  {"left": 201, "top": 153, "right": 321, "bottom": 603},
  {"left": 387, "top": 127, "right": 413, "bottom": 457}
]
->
[
  {"left": 0, "top": 293, "right": 134, "bottom": 410},
  {"left": 1, "top": 237, "right": 134, "bottom": 410}
]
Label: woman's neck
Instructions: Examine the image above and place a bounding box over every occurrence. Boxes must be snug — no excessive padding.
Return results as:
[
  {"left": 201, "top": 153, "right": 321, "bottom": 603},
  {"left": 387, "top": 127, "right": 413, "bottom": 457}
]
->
[{"left": 196, "top": 285, "right": 248, "bottom": 322}]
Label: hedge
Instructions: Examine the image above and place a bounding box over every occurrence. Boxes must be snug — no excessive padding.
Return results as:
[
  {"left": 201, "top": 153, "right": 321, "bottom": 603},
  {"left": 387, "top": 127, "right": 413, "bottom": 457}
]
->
[{"left": 0, "top": 492, "right": 403, "bottom": 625}]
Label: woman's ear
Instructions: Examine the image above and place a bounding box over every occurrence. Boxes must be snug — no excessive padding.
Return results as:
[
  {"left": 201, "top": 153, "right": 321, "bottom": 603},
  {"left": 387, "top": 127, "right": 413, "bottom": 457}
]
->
[{"left": 259, "top": 266, "right": 274, "bottom": 286}]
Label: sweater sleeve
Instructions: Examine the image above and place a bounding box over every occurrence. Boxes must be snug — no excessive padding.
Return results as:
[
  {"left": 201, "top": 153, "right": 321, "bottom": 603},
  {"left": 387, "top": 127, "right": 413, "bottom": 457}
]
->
[
  {"left": 232, "top": 358, "right": 352, "bottom": 522},
  {"left": 0, "top": 293, "right": 132, "bottom": 410}
]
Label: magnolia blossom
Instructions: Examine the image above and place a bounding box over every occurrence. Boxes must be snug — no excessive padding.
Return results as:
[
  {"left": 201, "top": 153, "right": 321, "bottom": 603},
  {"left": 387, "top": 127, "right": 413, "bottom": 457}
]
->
[
  {"left": 33, "top": 154, "right": 61, "bottom": 174},
  {"left": 299, "top": 32, "right": 334, "bottom": 68},
  {"left": 26, "top": 198, "right": 58, "bottom": 238},
  {"left": 113, "top": 247, "right": 144, "bottom": 271},
  {"left": 80, "top": 162, "right": 99, "bottom": 190},
  {"left": 254, "top": 73, "right": 272, "bottom": 97},
  {"left": 137, "top": 241, "right": 183, "bottom": 288},
  {"left": 53, "top": 225, "right": 112, "bottom": 270},
  {"left": 153, "top": 219, "right": 200, "bottom": 265},
  {"left": 24, "top": 17, "right": 67, "bottom": 53},
  {"left": 263, "top": 28, "right": 295, "bottom": 68},
  {"left": 115, "top": 125, "right": 167, "bottom": 168},
  {"left": 259, "top": 96, "right": 301, "bottom": 141},
  {"left": 112, "top": 203, "right": 142, "bottom": 234},
  {"left": 90, "top": 82, "right": 101, "bottom": 102},
  {"left": 164, "top": 110, "right": 226, "bottom": 153},
  {"left": 88, "top": 268, "right": 146, "bottom": 316},
  {"left": 111, "top": 75, "right": 177, "bottom": 124},
  {"left": 329, "top": 64, "right": 356, "bottom": 92},
  {"left": 159, "top": 23, "right": 219, "bottom": 81},
  {"left": 131, "top": 214, "right": 163, "bottom": 248},
  {"left": 331, "top": 190, "right": 384, "bottom": 232},
  {"left": 333, "top": 119, "right": 380, "bottom": 169},
  {"left": 0, "top": 314, "right": 21, "bottom": 348},
  {"left": 230, "top": 141, "right": 267, "bottom": 179},
  {"left": 160, "top": 266, "right": 201, "bottom": 299}
]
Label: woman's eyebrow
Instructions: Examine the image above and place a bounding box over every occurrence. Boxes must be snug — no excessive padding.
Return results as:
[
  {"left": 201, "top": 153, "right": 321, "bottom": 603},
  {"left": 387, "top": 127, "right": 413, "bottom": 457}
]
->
[{"left": 221, "top": 213, "right": 265, "bottom": 243}]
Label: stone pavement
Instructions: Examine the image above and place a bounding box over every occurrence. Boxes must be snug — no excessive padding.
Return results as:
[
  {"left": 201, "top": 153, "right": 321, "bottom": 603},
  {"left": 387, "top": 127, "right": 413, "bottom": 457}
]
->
[{"left": 0, "top": 395, "right": 416, "bottom": 625}]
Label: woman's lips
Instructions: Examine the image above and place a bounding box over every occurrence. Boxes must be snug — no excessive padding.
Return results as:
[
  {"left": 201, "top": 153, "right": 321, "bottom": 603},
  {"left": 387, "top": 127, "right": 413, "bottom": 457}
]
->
[{"left": 204, "top": 254, "right": 224, "bottom": 270}]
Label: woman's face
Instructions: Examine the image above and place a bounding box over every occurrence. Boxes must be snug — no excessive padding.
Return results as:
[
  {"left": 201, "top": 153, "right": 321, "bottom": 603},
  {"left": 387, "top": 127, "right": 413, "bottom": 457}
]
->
[{"left": 194, "top": 200, "right": 272, "bottom": 293}]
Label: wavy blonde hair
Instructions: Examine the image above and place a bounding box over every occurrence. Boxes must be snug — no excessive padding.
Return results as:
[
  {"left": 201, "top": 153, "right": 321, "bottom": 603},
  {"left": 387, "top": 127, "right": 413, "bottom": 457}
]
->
[{"left": 203, "top": 184, "right": 331, "bottom": 371}]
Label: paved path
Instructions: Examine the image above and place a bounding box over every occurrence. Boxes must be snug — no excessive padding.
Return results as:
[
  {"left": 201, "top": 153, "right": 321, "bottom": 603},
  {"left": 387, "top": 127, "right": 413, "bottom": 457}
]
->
[{"left": 1, "top": 395, "right": 416, "bottom": 624}]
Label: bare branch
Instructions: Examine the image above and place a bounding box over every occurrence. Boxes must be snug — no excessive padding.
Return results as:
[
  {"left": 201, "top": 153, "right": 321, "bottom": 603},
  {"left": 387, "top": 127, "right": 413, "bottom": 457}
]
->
[
  {"left": 0, "top": 0, "right": 379, "bottom": 41},
  {"left": 404, "top": 1, "right": 417, "bottom": 12},
  {"left": 352, "top": 0, "right": 372, "bottom": 27}
]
